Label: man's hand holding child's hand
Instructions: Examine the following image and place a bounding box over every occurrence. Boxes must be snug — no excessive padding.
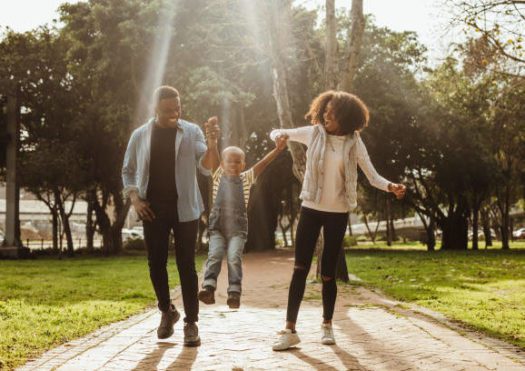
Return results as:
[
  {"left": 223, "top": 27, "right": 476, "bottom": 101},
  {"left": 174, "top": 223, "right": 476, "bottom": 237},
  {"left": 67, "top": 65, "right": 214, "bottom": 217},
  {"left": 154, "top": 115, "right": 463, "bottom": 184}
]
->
[{"left": 204, "top": 116, "right": 220, "bottom": 148}]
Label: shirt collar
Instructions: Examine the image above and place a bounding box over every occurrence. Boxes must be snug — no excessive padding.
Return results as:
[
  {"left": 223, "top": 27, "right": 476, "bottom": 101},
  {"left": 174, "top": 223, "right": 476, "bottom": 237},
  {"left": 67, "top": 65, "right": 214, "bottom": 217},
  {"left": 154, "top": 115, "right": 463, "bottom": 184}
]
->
[{"left": 149, "top": 117, "right": 184, "bottom": 131}]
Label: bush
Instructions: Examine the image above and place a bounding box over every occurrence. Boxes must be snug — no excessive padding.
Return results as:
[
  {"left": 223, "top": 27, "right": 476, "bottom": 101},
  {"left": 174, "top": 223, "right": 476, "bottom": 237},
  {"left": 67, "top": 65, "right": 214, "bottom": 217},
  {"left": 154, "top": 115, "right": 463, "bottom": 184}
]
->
[
  {"left": 356, "top": 235, "right": 368, "bottom": 242},
  {"left": 344, "top": 235, "right": 358, "bottom": 247},
  {"left": 123, "top": 238, "right": 145, "bottom": 250}
]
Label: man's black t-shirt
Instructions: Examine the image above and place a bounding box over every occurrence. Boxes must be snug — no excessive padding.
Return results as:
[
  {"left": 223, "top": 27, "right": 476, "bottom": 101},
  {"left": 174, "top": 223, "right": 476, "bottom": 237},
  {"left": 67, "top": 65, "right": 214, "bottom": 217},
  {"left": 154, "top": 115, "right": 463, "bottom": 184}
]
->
[{"left": 146, "top": 124, "right": 178, "bottom": 202}]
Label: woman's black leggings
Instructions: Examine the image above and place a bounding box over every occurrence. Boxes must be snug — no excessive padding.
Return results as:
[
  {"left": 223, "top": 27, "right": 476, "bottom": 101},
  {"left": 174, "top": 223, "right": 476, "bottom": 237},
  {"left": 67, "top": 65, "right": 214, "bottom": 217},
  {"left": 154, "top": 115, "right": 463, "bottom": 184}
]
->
[{"left": 286, "top": 206, "right": 349, "bottom": 323}]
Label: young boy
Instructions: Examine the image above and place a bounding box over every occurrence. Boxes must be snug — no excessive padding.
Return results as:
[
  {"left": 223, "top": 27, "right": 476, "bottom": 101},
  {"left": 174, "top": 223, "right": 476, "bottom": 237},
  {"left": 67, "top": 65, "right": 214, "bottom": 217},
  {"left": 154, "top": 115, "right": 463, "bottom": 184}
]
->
[{"left": 198, "top": 135, "right": 288, "bottom": 309}]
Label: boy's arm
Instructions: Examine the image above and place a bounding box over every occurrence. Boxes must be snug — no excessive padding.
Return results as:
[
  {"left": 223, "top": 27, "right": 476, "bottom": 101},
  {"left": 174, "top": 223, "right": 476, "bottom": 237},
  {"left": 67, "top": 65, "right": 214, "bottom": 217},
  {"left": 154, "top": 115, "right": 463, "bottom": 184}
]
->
[{"left": 251, "top": 135, "right": 288, "bottom": 178}]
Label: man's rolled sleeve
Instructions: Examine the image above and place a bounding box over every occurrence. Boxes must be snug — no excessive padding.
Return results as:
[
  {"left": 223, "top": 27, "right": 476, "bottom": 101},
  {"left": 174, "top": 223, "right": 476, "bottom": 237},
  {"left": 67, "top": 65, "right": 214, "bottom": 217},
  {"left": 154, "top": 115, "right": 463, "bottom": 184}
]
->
[
  {"left": 194, "top": 126, "right": 212, "bottom": 176},
  {"left": 122, "top": 131, "right": 140, "bottom": 198}
]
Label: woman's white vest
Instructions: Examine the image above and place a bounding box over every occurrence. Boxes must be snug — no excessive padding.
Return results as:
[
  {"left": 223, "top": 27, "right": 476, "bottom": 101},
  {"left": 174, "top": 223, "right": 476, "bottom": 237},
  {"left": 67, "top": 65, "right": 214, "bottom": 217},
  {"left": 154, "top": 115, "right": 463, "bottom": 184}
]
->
[{"left": 300, "top": 124, "right": 360, "bottom": 211}]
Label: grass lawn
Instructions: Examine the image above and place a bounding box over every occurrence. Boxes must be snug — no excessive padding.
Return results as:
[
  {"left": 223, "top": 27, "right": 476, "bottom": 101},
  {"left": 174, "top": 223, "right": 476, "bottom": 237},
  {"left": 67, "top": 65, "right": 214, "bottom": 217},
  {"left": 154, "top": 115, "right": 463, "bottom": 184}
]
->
[
  {"left": 346, "top": 242, "right": 525, "bottom": 348},
  {"left": 0, "top": 253, "right": 204, "bottom": 370}
]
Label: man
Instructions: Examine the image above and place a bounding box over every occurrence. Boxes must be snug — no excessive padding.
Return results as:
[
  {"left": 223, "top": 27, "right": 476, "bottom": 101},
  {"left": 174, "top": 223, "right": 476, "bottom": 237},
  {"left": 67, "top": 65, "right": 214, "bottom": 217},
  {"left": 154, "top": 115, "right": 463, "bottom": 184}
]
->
[{"left": 122, "top": 85, "right": 219, "bottom": 346}]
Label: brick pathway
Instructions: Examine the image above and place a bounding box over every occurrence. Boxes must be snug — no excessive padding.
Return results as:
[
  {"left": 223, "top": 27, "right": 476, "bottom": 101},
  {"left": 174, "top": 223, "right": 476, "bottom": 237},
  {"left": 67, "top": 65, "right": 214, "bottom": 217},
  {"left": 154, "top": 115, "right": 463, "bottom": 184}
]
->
[{"left": 20, "top": 250, "right": 524, "bottom": 370}]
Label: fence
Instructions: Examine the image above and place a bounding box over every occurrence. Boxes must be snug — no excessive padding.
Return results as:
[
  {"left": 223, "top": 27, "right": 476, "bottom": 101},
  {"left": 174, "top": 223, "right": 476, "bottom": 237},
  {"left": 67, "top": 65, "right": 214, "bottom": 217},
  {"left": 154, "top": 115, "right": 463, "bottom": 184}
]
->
[{"left": 25, "top": 238, "right": 104, "bottom": 251}]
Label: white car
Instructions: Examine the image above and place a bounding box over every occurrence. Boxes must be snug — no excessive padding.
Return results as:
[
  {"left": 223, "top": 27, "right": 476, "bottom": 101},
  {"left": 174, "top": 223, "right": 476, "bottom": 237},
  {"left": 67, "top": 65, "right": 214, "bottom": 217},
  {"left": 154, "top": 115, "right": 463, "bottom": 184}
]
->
[
  {"left": 513, "top": 228, "right": 525, "bottom": 239},
  {"left": 468, "top": 229, "right": 496, "bottom": 240},
  {"left": 122, "top": 228, "right": 143, "bottom": 241}
]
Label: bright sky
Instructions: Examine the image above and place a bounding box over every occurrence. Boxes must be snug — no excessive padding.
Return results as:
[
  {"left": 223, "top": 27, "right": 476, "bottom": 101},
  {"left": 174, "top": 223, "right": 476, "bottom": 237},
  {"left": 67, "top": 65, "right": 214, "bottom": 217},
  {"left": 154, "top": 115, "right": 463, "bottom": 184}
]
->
[
  {"left": 0, "top": 0, "right": 460, "bottom": 64},
  {"left": 302, "top": 0, "right": 462, "bottom": 64}
]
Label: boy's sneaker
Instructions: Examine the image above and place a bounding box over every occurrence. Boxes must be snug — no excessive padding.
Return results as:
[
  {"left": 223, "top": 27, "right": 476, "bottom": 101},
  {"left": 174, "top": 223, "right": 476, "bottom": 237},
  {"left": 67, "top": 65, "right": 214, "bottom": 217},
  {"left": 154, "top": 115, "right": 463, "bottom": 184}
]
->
[
  {"left": 183, "top": 322, "right": 201, "bottom": 347},
  {"left": 157, "top": 304, "right": 180, "bottom": 339},
  {"left": 227, "top": 292, "right": 241, "bottom": 309},
  {"left": 272, "top": 329, "right": 300, "bottom": 351},
  {"left": 321, "top": 323, "right": 336, "bottom": 345},
  {"left": 198, "top": 287, "right": 215, "bottom": 304}
]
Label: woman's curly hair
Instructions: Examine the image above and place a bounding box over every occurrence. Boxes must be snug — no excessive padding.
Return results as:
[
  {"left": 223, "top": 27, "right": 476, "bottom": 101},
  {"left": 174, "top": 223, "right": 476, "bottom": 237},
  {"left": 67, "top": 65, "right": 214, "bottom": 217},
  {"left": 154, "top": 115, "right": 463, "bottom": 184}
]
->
[{"left": 305, "top": 90, "right": 369, "bottom": 134}]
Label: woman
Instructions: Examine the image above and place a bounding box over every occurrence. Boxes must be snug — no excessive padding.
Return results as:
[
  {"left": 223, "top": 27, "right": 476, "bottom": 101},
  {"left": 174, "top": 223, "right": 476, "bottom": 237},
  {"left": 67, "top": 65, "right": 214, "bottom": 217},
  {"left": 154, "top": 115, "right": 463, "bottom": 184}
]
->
[{"left": 270, "top": 90, "right": 406, "bottom": 351}]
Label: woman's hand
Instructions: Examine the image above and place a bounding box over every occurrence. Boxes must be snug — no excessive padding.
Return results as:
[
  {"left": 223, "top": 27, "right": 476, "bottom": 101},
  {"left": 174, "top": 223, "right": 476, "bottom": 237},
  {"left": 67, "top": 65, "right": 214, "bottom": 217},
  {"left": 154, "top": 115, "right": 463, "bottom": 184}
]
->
[{"left": 388, "top": 183, "right": 406, "bottom": 200}]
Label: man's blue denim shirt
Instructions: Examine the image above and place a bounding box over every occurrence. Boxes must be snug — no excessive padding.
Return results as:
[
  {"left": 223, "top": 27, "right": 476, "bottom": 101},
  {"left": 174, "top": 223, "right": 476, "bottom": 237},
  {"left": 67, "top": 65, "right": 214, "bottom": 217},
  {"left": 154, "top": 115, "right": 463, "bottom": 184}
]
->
[{"left": 122, "top": 118, "right": 211, "bottom": 222}]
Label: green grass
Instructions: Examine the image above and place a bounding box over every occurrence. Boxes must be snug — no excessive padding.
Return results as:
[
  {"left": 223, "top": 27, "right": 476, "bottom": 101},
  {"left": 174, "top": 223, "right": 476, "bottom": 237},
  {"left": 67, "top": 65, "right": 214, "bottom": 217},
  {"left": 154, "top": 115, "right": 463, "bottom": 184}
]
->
[
  {"left": 0, "top": 254, "right": 204, "bottom": 370},
  {"left": 349, "top": 240, "right": 525, "bottom": 251},
  {"left": 345, "top": 246, "right": 525, "bottom": 348}
]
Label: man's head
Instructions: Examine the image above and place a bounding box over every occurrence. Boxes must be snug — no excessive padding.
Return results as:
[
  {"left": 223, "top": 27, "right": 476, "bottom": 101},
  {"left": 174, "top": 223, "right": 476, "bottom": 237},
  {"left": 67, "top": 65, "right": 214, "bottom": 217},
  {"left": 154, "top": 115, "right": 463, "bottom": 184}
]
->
[
  {"left": 221, "top": 146, "right": 246, "bottom": 176},
  {"left": 153, "top": 85, "right": 181, "bottom": 128}
]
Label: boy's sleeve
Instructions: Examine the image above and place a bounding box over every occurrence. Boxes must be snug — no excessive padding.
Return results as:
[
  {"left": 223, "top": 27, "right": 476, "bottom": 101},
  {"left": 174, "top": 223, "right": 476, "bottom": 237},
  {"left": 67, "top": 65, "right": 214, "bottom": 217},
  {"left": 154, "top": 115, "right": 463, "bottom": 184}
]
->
[{"left": 243, "top": 168, "right": 256, "bottom": 186}]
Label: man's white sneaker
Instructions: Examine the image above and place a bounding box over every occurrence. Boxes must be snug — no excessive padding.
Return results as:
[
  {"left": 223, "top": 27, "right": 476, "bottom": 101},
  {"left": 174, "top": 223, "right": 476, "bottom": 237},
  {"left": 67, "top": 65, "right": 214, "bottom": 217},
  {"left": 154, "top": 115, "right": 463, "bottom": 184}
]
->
[
  {"left": 321, "top": 323, "right": 336, "bottom": 345},
  {"left": 272, "top": 329, "right": 300, "bottom": 351}
]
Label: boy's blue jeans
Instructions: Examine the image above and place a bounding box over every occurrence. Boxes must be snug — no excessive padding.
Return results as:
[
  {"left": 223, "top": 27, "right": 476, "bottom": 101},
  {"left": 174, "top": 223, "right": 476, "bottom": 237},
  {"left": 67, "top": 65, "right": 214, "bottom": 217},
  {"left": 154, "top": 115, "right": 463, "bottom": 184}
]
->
[{"left": 202, "top": 232, "right": 246, "bottom": 294}]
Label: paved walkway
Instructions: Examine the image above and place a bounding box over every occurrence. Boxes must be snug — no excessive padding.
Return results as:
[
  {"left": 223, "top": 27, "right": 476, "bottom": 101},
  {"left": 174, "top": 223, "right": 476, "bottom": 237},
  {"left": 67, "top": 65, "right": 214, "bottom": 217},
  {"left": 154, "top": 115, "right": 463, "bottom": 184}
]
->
[{"left": 21, "top": 250, "right": 525, "bottom": 370}]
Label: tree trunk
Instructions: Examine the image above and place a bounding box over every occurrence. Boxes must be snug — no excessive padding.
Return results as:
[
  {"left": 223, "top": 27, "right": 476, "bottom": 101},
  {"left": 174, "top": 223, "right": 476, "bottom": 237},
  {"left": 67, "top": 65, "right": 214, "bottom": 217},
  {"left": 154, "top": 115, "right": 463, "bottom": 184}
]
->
[
  {"left": 472, "top": 206, "right": 480, "bottom": 250},
  {"left": 390, "top": 212, "right": 397, "bottom": 241},
  {"left": 110, "top": 191, "right": 130, "bottom": 254},
  {"left": 500, "top": 185, "right": 511, "bottom": 250},
  {"left": 52, "top": 207, "right": 59, "bottom": 252},
  {"left": 246, "top": 152, "right": 292, "bottom": 251},
  {"left": 325, "top": 0, "right": 338, "bottom": 89},
  {"left": 415, "top": 210, "right": 435, "bottom": 251},
  {"left": 339, "top": 0, "right": 365, "bottom": 92},
  {"left": 86, "top": 197, "right": 95, "bottom": 251},
  {"left": 91, "top": 192, "right": 112, "bottom": 255},
  {"left": 481, "top": 206, "right": 493, "bottom": 247},
  {"left": 440, "top": 207, "right": 469, "bottom": 250},
  {"left": 347, "top": 217, "right": 353, "bottom": 236},
  {"left": 386, "top": 198, "right": 392, "bottom": 246},
  {"left": 267, "top": 0, "right": 307, "bottom": 181},
  {"left": 53, "top": 188, "right": 74, "bottom": 256},
  {"left": 426, "top": 218, "right": 436, "bottom": 251},
  {"left": 91, "top": 187, "right": 129, "bottom": 255},
  {"left": 363, "top": 214, "right": 379, "bottom": 243}
]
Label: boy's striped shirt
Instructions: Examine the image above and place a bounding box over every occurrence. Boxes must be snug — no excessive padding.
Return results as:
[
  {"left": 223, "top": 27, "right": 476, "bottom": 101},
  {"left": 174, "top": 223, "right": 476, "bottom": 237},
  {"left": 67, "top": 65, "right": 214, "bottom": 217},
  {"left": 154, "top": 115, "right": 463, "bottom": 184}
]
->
[{"left": 212, "top": 167, "right": 255, "bottom": 208}]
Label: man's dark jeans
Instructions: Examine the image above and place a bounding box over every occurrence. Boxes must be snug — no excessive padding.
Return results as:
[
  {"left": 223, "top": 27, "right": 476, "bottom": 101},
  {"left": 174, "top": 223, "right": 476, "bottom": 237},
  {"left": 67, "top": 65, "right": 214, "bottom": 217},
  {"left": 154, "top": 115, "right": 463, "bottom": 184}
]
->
[{"left": 143, "top": 201, "right": 199, "bottom": 323}]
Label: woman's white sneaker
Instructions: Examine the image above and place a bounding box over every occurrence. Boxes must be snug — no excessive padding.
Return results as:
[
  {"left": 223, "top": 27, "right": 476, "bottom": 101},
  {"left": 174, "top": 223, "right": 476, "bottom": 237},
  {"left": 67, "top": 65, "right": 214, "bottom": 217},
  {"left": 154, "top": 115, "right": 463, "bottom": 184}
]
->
[
  {"left": 321, "top": 323, "right": 336, "bottom": 345},
  {"left": 272, "top": 329, "right": 300, "bottom": 351}
]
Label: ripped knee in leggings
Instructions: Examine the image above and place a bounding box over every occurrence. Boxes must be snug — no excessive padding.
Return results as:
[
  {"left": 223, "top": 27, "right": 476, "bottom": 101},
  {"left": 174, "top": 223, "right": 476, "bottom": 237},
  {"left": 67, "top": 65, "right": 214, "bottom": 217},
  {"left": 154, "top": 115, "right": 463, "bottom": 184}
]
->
[{"left": 321, "top": 275, "right": 334, "bottom": 282}]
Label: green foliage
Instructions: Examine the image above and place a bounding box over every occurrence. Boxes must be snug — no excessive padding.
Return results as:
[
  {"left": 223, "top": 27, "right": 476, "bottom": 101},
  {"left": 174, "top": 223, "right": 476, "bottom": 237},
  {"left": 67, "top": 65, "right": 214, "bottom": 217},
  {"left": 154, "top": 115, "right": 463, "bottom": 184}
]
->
[
  {"left": 0, "top": 0, "right": 523, "bottom": 255},
  {"left": 343, "top": 234, "right": 358, "bottom": 247}
]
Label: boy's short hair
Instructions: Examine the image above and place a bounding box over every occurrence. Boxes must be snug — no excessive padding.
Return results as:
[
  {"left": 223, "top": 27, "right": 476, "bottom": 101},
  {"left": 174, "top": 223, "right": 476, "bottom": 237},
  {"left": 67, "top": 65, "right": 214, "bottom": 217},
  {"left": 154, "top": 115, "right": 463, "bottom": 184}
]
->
[
  {"left": 153, "top": 85, "right": 180, "bottom": 106},
  {"left": 222, "top": 146, "right": 245, "bottom": 160},
  {"left": 305, "top": 90, "right": 369, "bottom": 134}
]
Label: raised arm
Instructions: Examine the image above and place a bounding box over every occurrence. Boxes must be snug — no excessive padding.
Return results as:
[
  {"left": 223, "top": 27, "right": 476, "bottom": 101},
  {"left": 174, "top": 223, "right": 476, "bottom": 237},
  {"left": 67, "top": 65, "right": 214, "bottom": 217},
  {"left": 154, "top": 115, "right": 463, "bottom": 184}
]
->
[
  {"left": 198, "top": 116, "right": 221, "bottom": 174},
  {"left": 252, "top": 135, "right": 288, "bottom": 178},
  {"left": 269, "top": 125, "right": 314, "bottom": 146}
]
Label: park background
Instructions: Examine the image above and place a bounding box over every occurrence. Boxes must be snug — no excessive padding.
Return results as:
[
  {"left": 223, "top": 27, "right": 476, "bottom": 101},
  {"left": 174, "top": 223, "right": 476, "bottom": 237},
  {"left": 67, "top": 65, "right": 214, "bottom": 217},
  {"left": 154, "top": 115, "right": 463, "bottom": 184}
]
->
[{"left": 0, "top": 0, "right": 524, "bottom": 369}]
